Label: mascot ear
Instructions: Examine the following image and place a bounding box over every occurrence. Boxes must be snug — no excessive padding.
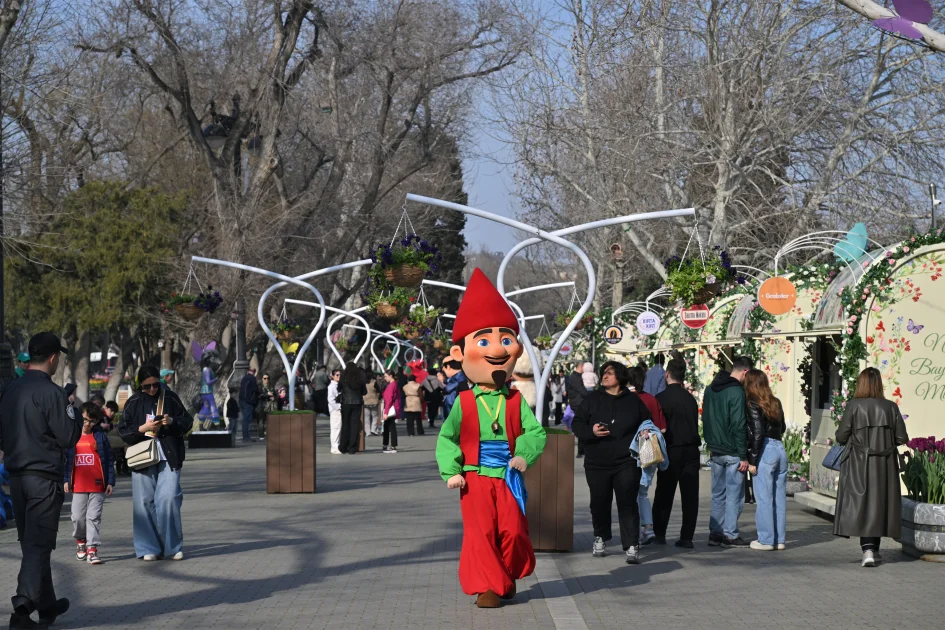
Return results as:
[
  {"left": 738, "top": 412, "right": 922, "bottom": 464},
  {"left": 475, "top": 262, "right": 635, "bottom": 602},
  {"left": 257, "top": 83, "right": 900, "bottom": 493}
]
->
[{"left": 449, "top": 344, "right": 464, "bottom": 363}]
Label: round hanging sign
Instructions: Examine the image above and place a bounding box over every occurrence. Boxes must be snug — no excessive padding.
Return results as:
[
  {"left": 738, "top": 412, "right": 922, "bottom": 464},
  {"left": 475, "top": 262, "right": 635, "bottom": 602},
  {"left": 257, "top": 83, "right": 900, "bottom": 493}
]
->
[
  {"left": 604, "top": 326, "right": 624, "bottom": 345},
  {"left": 635, "top": 311, "right": 661, "bottom": 336},
  {"left": 680, "top": 304, "right": 710, "bottom": 329},
  {"left": 758, "top": 276, "right": 798, "bottom": 316},
  {"left": 558, "top": 342, "right": 572, "bottom": 356}
]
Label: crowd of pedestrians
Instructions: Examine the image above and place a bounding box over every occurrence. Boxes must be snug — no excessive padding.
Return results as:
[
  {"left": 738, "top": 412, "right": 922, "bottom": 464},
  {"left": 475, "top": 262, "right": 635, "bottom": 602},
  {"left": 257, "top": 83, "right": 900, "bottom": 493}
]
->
[{"left": 0, "top": 328, "right": 913, "bottom": 627}]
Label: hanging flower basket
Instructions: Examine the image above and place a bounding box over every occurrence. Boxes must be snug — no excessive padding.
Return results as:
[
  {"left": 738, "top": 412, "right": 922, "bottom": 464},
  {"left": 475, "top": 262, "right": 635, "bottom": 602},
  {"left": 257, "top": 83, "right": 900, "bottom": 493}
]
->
[
  {"left": 534, "top": 335, "right": 554, "bottom": 350},
  {"left": 692, "top": 282, "right": 722, "bottom": 304},
  {"left": 363, "top": 284, "right": 414, "bottom": 320},
  {"left": 368, "top": 234, "right": 441, "bottom": 290},
  {"left": 433, "top": 338, "right": 447, "bottom": 351},
  {"left": 664, "top": 247, "right": 743, "bottom": 307},
  {"left": 175, "top": 303, "right": 204, "bottom": 321},
  {"left": 271, "top": 318, "right": 302, "bottom": 341},
  {"left": 406, "top": 331, "right": 421, "bottom": 341},
  {"left": 385, "top": 265, "right": 426, "bottom": 288},
  {"left": 375, "top": 301, "right": 402, "bottom": 320},
  {"left": 166, "top": 288, "right": 223, "bottom": 322}
]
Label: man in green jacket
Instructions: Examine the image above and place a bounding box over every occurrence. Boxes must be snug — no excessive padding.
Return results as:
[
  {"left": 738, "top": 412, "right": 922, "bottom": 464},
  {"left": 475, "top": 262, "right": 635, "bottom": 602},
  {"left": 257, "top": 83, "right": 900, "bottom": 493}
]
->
[{"left": 702, "top": 356, "right": 752, "bottom": 548}]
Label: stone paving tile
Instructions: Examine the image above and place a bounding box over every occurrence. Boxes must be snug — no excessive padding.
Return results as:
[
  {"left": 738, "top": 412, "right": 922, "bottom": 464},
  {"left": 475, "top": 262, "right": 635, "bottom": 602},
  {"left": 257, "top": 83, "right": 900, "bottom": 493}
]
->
[{"left": 1, "top": 418, "right": 943, "bottom": 629}]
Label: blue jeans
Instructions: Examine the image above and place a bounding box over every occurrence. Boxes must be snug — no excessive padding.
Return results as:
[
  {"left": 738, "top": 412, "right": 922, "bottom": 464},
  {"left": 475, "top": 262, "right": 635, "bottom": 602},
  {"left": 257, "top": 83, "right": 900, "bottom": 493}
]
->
[
  {"left": 709, "top": 454, "right": 745, "bottom": 539},
  {"left": 638, "top": 483, "right": 653, "bottom": 527},
  {"left": 132, "top": 461, "right": 183, "bottom": 558},
  {"left": 753, "top": 439, "right": 787, "bottom": 545},
  {"left": 241, "top": 404, "right": 255, "bottom": 440}
]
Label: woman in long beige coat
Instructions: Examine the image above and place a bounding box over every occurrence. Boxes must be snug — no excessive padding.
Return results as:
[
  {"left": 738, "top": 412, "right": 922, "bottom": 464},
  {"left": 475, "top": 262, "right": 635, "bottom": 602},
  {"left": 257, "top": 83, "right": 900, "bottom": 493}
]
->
[{"left": 834, "top": 368, "right": 909, "bottom": 568}]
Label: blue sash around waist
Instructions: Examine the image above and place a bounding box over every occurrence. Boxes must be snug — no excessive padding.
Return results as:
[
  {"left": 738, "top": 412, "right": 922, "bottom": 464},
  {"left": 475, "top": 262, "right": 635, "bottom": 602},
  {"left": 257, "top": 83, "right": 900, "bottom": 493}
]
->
[{"left": 479, "top": 441, "right": 527, "bottom": 515}]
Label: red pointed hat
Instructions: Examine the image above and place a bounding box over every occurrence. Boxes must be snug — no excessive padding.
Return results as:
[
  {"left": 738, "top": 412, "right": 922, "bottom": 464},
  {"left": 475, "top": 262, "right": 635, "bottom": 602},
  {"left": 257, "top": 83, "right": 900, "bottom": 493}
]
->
[{"left": 451, "top": 268, "right": 519, "bottom": 343}]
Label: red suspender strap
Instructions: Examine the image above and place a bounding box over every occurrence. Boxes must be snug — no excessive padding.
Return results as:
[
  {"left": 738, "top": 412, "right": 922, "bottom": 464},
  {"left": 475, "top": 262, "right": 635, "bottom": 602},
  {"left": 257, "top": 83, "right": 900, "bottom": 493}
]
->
[
  {"left": 459, "top": 389, "right": 479, "bottom": 467},
  {"left": 459, "top": 388, "right": 524, "bottom": 466}
]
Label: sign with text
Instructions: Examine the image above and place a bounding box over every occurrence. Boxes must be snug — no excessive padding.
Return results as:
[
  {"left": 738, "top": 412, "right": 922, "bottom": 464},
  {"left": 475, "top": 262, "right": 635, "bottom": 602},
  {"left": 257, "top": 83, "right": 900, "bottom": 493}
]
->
[
  {"left": 604, "top": 326, "right": 624, "bottom": 345},
  {"left": 758, "top": 277, "right": 798, "bottom": 316},
  {"left": 636, "top": 311, "right": 661, "bottom": 336},
  {"left": 680, "top": 304, "right": 710, "bottom": 329}
]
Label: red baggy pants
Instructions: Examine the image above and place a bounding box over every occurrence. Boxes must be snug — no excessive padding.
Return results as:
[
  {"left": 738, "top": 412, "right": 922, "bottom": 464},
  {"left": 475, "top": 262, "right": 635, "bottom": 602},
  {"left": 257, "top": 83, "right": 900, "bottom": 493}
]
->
[{"left": 458, "top": 472, "right": 536, "bottom": 596}]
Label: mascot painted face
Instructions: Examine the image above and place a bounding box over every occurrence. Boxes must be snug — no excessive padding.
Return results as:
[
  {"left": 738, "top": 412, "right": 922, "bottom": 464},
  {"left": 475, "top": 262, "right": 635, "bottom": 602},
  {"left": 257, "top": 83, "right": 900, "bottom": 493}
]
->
[{"left": 448, "top": 268, "right": 523, "bottom": 391}]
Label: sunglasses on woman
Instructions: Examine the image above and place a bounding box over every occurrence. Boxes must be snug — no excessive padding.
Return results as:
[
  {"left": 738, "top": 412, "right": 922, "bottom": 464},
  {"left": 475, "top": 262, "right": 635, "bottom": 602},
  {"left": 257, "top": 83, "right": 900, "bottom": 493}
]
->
[{"left": 141, "top": 382, "right": 161, "bottom": 391}]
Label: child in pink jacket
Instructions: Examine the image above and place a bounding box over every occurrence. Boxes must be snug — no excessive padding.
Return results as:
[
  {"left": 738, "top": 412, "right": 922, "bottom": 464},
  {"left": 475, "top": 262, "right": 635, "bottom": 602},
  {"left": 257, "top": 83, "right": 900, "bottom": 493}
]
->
[{"left": 382, "top": 371, "right": 402, "bottom": 453}]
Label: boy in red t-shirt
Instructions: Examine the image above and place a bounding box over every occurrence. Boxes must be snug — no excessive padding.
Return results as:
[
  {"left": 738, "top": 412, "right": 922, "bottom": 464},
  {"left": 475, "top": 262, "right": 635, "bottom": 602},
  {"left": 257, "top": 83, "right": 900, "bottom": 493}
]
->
[{"left": 64, "top": 403, "right": 115, "bottom": 565}]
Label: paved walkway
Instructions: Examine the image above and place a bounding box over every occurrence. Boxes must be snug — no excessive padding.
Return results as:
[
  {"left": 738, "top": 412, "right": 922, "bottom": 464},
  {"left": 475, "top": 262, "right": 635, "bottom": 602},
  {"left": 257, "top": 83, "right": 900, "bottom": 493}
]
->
[{"left": 2, "top": 419, "right": 944, "bottom": 629}]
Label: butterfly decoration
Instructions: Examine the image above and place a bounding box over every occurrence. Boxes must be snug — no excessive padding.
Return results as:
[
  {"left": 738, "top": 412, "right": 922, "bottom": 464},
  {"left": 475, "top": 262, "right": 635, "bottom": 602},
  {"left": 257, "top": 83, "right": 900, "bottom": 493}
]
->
[
  {"left": 903, "top": 414, "right": 910, "bottom": 421},
  {"left": 779, "top": 364, "right": 790, "bottom": 372},
  {"left": 281, "top": 341, "right": 300, "bottom": 355},
  {"left": 191, "top": 340, "right": 217, "bottom": 363},
  {"left": 833, "top": 223, "right": 869, "bottom": 263},
  {"left": 873, "top": 0, "right": 933, "bottom": 40},
  {"left": 907, "top": 319, "right": 925, "bottom": 334}
]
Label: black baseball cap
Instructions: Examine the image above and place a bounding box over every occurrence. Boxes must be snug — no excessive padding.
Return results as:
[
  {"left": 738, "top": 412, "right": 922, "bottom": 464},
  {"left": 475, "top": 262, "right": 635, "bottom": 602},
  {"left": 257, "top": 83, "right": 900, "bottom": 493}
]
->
[{"left": 27, "top": 332, "right": 69, "bottom": 359}]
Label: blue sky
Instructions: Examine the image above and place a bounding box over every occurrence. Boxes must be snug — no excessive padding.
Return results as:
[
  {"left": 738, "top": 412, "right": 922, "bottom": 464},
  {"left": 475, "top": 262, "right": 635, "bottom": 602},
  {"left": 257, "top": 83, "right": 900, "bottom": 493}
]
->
[{"left": 461, "top": 123, "right": 523, "bottom": 254}]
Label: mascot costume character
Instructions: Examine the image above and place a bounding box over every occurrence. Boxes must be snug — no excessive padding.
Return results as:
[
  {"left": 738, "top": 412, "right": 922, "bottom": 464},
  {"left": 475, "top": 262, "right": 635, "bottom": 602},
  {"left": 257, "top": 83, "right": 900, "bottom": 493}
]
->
[{"left": 435, "top": 268, "right": 547, "bottom": 608}]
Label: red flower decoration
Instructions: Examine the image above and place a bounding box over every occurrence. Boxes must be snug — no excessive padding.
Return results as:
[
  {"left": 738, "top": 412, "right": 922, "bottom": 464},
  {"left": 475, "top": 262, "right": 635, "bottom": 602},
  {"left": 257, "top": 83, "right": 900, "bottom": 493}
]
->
[
  {"left": 866, "top": 335, "right": 875, "bottom": 344},
  {"left": 893, "top": 387, "right": 902, "bottom": 399},
  {"left": 876, "top": 322, "right": 885, "bottom": 331}
]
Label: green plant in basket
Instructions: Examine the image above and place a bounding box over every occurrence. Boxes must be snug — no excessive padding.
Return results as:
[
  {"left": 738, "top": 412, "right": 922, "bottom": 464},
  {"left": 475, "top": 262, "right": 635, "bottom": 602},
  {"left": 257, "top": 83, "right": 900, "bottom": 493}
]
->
[
  {"left": 392, "top": 316, "right": 430, "bottom": 340},
  {"left": 533, "top": 335, "right": 554, "bottom": 350},
  {"left": 368, "top": 234, "right": 441, "bottom": 288},
  {"left": 335, "top": 337, "right": 351, "bottom": 354},
  {"left": 362, "top": 283, "right": 415, "bottom": 313},
  {"left": 407, "top": 304, "right": 441, "bottom": 325},
  {"left": 271, "top": 318, "right": 302, "bottom": 335},
  {"left": 664, "top": 246, "right": 743, "bottom": 306},
  {"left": 552, "top": 310, "right": 593, "bottom": 330}
]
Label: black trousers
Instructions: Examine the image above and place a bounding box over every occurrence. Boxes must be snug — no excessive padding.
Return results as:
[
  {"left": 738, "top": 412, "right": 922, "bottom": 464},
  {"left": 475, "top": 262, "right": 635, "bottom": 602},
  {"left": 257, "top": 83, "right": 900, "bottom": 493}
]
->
[
  {"left": 427, "top": 402, "right": 440, "bottom": 428},
  {"left": 340, "top": 404, "right": 362, "bottom": 453},
  {"left": 314, "top": 389, "right": 328, "bottom": 415},
  {"left": 10, "top": 475, "right": 63, "bottom": 615},
  {"left": 653, "top": 445, "right": 701, "bottom": 542},
  {"left": 585, "top": 464, "right": 641, "bottom": 550},
  {"left": 405, "top": 411, "right": 423, "bottom": 436},
  {"left": 861, "top": 537, "right": 881, "bottom": 552},
  {"left": 383, "top": 417, "right": 399, "bottom": 448},
  {"left": 554, "top": 403, "right": 563, "bottom": 425}
]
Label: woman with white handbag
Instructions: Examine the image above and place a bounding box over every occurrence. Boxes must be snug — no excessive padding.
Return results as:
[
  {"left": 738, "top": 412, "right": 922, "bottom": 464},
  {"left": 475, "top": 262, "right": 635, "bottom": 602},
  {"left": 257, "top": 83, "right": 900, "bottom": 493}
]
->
[{"left": 118, "top": 365, "right": 193, "bottom": 561}]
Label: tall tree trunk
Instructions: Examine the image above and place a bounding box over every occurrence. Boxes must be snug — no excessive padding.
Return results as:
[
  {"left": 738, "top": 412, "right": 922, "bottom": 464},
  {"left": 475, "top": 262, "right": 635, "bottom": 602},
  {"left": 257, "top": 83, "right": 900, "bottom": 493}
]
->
[{"left": 74, "top": 331, "right": 91, "bottom": 403}]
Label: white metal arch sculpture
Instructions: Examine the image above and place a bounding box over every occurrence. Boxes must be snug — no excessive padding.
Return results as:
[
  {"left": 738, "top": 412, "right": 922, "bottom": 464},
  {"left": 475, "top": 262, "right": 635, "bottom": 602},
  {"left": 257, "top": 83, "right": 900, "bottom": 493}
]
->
[{"left": 493, "top": 208, "right": 696, "bottom": 421}]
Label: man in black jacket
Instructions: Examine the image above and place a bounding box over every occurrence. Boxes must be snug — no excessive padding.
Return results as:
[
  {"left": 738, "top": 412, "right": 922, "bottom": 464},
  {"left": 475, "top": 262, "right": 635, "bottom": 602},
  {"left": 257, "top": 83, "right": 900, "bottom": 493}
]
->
[
  {"left": 0, "top": 333, "right": 78, "bottom": 630},
  {"left": 565, "top": 361, "right": 588, "bottom": 457},
  {"left": 571, "top": 361, "right": 651, "bottom": 565},
  {"left": 238, "top": 368, "right": 260, "bottom": 441},
  {"left": 652, "top": 358, "right": 701, "bottom": 548}
]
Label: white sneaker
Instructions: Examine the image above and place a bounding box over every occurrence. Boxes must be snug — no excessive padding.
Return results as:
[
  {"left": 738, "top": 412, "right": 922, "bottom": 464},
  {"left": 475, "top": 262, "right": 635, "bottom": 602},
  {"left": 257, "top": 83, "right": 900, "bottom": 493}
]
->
[
  {"left": 750, "top": 540, "right": 775, "bottom": 551},
  {"left": 142, "top": 554, "right": 158, "bottom": 561},
  {"left": 776, "top": 543, "right": 786, "bottom": 551},
  {"left": 862, "top": 550, "right": 876, "bottom": 567},
  {"left": 641, "top": 529, "right": 656, "bottom": 545},
  {"left": 330, "top": 449, "right": 342, "bottom": 455},
  {"left": 625, "top": 546, "right": 641, "bottom": 564},
  {"left": 592, "top": 536, "right": 606, "bottom": 557},
  {"left": 388, "top": 448, "right": 397, "bottom": 454},
  {"left": 171, "top": 551, "right": 184, "bottom": 561}
]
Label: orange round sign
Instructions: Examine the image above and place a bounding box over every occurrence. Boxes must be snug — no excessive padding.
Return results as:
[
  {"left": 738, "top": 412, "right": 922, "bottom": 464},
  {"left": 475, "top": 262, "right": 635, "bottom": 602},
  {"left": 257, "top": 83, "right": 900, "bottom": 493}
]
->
[{"left": 758, "top": 277, "right": 797, "bottom": 316}]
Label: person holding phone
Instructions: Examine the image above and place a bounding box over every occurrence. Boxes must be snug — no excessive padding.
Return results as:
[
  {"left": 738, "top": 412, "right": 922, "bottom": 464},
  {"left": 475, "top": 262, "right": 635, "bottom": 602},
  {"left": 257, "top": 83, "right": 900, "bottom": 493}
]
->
[
  {"left": 118, "top": 365, "right": 193, "bottom": 562},
  {"left": 570, "top": 361, "right": 652, "bottom": 565}
]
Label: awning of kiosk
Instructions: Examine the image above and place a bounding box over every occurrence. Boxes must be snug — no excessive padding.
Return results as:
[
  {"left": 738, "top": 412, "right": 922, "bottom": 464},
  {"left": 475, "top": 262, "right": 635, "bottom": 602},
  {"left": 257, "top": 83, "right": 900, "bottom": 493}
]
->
[
  {"left": 741, "top": 327, "right": 843, "bottom": 341},
  {"left": 671, "top": 340, "right": 740, "bottom": 350}
]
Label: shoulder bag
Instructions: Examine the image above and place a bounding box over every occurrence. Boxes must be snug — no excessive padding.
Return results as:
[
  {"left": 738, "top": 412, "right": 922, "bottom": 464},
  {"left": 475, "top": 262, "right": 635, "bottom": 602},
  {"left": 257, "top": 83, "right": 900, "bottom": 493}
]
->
[
  {"left": 822, "top": 443, "right": 845, "bottom": 471},
  {"left": 125, "top": 392, "right": 164, "bottom": 471}
]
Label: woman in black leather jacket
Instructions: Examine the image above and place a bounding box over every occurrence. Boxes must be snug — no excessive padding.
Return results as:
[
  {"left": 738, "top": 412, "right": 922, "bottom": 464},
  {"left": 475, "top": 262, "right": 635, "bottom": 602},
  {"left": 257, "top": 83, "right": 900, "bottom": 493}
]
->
[{"left": 744, "top": 369, "right": 786, "bottom": 552}]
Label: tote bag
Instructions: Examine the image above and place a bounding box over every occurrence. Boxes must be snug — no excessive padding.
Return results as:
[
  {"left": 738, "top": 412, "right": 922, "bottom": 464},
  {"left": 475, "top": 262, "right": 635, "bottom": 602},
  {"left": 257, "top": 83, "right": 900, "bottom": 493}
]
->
[{"left": 125, "top": 392, "right": 164, "bottom": 470}]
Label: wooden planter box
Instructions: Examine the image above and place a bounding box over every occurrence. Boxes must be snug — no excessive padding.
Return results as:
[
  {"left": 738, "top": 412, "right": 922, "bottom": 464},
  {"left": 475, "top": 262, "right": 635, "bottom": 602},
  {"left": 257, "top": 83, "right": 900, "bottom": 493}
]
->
[
  {"left": 524, "top": 431, "right": 574, "bottom": 552},
  {"left": 266, "top": 412, "right": 316, "bottom": 493}
]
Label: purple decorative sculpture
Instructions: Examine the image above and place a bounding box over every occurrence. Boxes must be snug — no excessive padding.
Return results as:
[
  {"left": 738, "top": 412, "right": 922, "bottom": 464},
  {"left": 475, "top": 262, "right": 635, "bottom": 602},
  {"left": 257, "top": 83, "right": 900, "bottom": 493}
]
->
[{"left": 192, "top": 340, "right": 222, "bottom": 429}]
